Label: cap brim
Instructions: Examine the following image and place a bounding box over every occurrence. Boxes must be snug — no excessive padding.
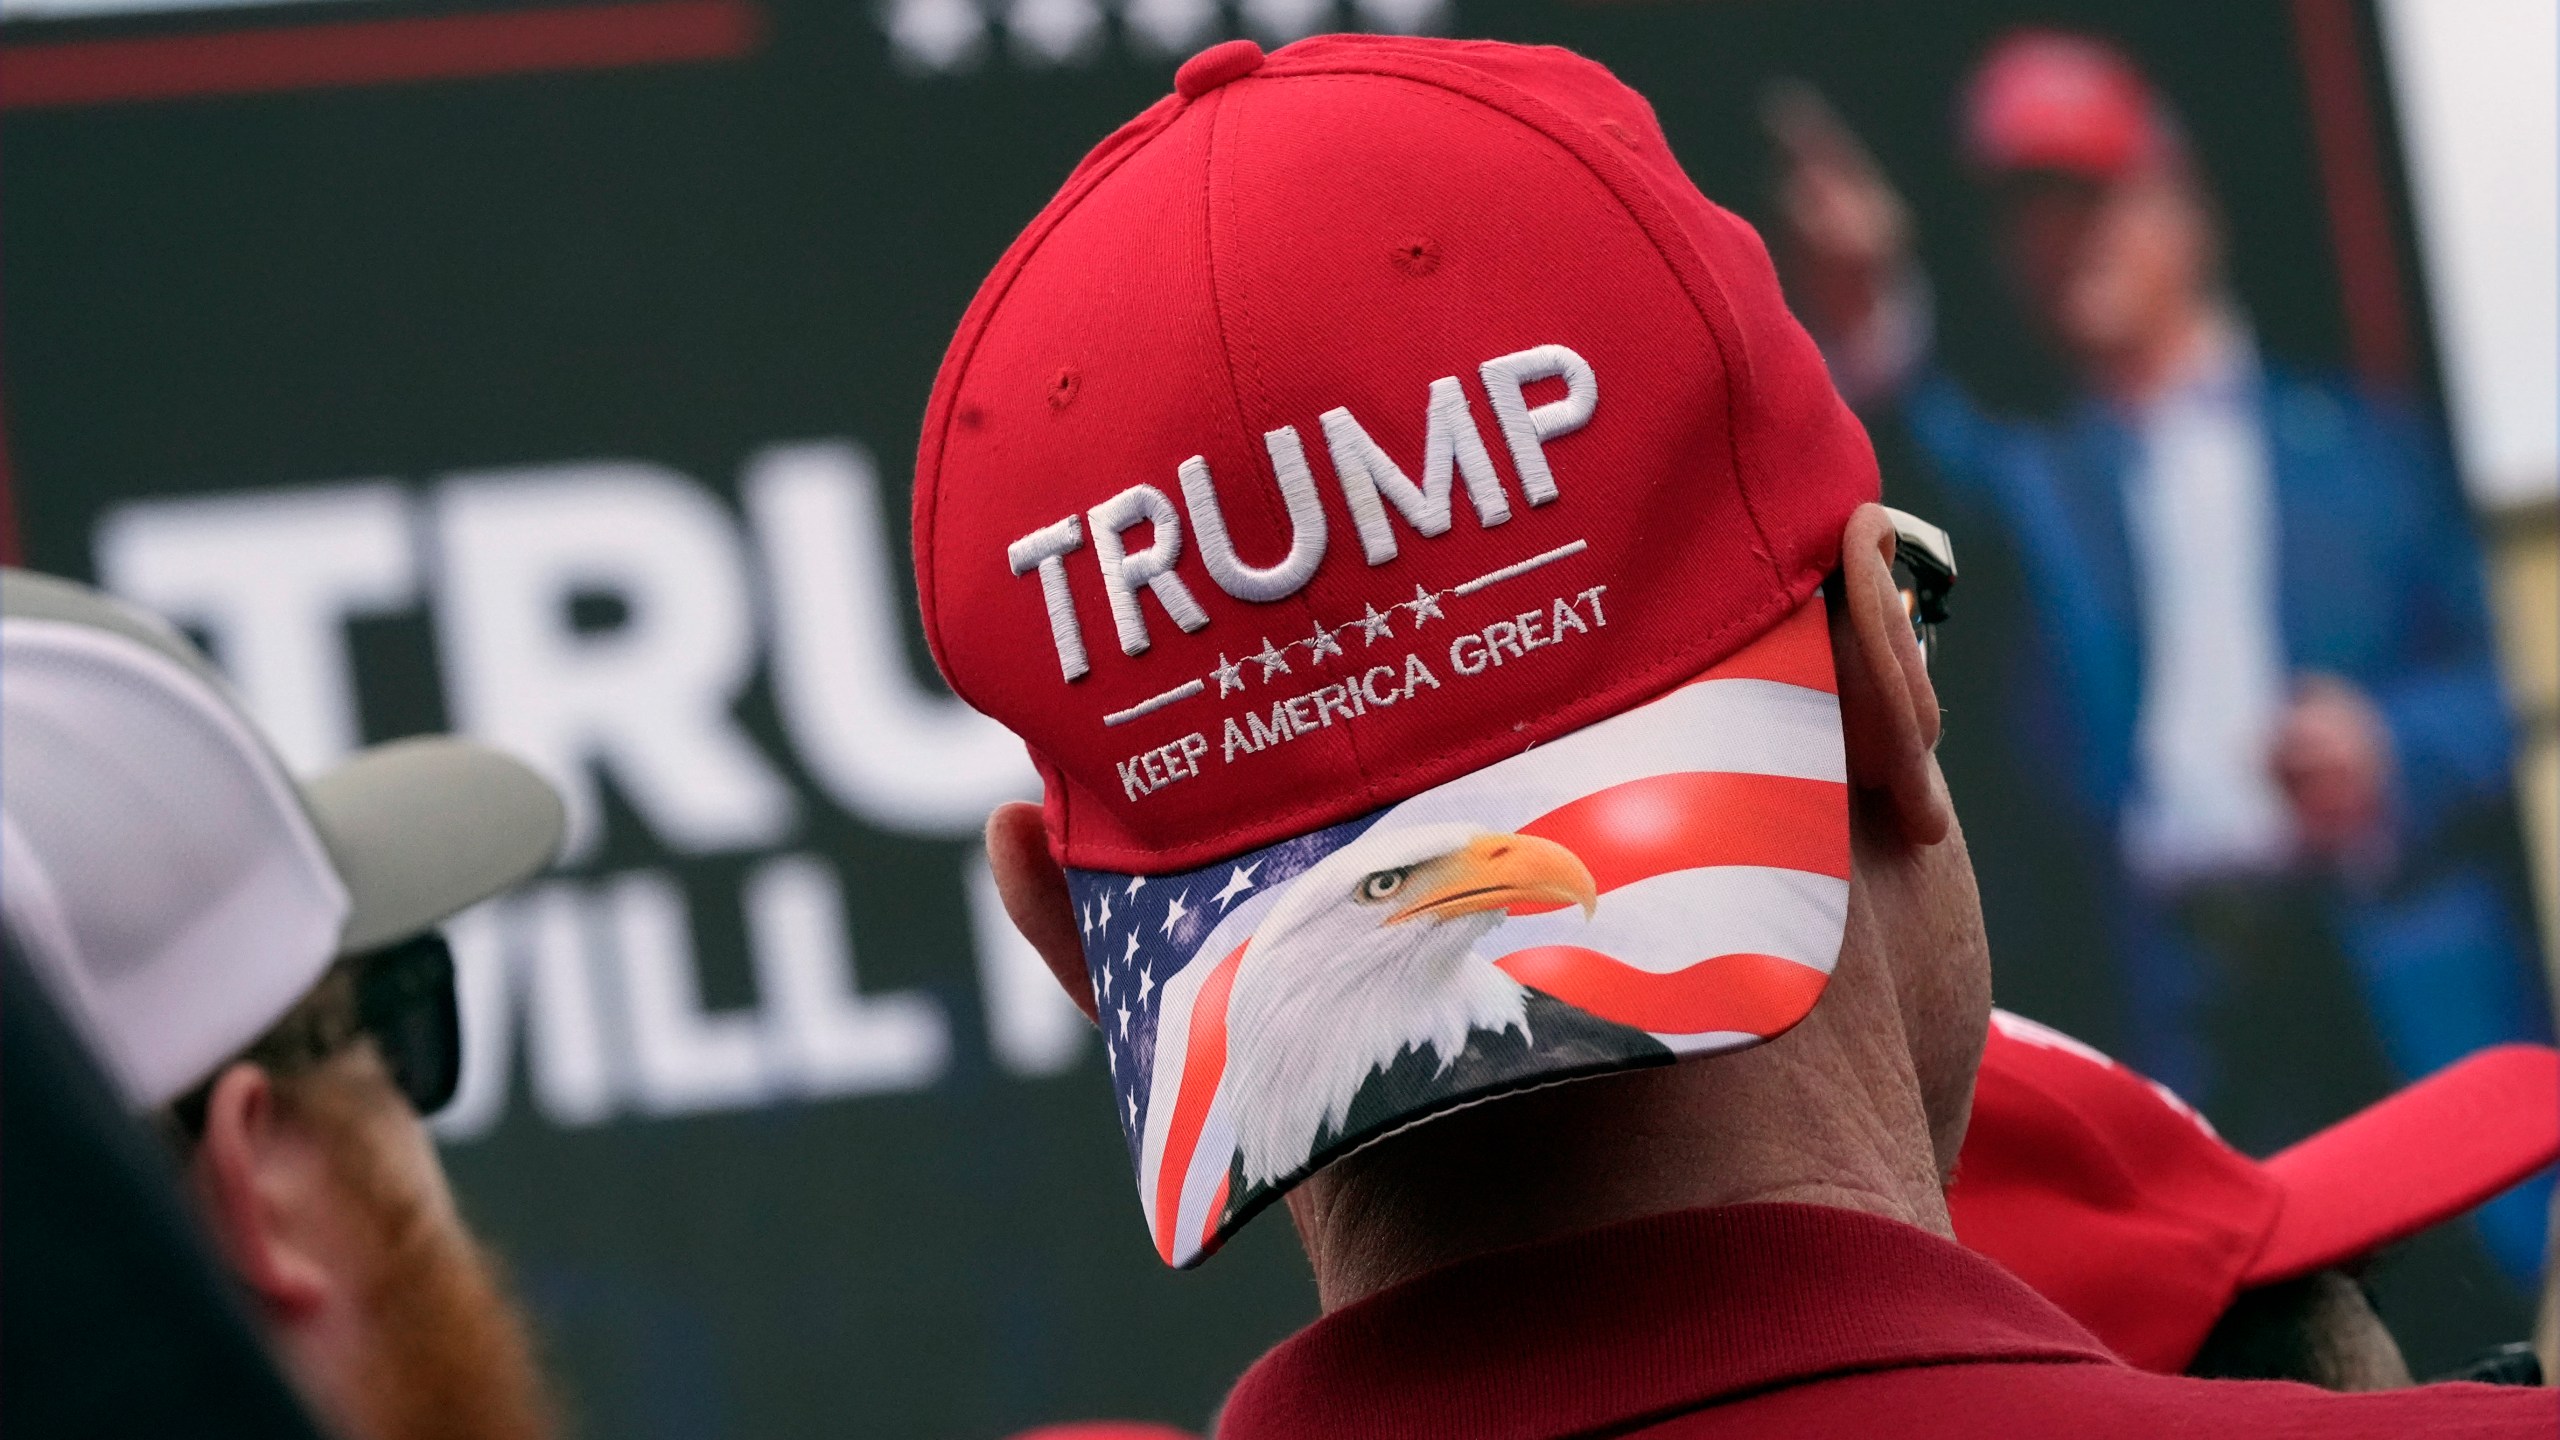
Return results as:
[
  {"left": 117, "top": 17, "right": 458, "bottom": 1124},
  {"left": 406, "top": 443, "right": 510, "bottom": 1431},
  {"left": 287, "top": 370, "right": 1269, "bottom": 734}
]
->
[
  {"left": 301, "top": 737, "right": 565, "bottom": 955},
  {"left": 2246, "top": 1044, "right": 2560, "bottom": 1285},
  {"left": 1078, "top": 597, "right": 1848, "bottom": 1267}
]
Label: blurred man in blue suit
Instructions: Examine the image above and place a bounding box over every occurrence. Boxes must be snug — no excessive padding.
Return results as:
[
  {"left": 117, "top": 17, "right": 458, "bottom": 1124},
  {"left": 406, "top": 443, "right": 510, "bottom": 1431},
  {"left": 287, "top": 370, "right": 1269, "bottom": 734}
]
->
[{"left": 1768, "top": 29, "right": 2549, "bottom": 1276}]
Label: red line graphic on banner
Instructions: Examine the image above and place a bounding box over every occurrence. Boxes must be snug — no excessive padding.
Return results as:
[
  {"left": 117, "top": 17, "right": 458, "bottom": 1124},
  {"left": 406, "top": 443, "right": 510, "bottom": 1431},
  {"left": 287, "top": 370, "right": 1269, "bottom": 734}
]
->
[
  {"left": 0, "top": 0, "right": 763, "bottom": 111},
  {"left": 2289, "top": 0, "right": 2417, "bottom": 389}
]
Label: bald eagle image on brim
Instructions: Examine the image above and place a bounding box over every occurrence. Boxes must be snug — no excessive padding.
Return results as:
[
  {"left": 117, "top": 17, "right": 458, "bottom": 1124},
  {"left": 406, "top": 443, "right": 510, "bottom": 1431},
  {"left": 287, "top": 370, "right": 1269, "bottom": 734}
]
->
[
  {"left": 1068, "top": 609, "right": 1849, "bottom": 1265},
  {"left": 912, "top": 37, "right": 1877, "bottom": 1266}
]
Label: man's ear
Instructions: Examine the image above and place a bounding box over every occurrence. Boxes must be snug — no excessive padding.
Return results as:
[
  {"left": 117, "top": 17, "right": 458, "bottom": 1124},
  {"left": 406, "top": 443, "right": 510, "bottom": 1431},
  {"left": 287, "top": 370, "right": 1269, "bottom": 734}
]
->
[
  {"left": 187, "top": 1064, "right": 332, "bottom": 1321},
  {"left": 986, "top": 802, "right": 1100, "bottom": 1025},
  {"left": 1830, "top": 503, "right": 1952, "bottom": 848}
]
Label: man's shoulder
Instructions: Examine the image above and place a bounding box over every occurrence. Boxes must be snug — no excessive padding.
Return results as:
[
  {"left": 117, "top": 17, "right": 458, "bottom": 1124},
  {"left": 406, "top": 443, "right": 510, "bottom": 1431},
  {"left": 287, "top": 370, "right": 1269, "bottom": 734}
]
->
[{"left": 1634, "top": 1359, "right": 2555, "bottom": 1439}]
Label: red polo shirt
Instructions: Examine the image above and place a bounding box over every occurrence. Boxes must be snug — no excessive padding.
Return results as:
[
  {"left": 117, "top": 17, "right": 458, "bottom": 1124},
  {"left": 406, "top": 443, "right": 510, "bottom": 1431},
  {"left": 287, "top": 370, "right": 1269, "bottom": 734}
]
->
[{"left": 1219, "top": 1204, "right": 2553, "bottom": 1438}]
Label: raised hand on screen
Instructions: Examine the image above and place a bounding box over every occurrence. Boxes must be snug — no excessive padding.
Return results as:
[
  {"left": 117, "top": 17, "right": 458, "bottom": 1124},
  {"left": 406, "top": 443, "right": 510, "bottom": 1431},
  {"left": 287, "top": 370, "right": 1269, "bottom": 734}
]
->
[
  {"left": 1760, "top": 79, "right": 1914, "bottom": 366},
  {"left": 2271, "top": 674, "right": 2396, "bottom": 864}
]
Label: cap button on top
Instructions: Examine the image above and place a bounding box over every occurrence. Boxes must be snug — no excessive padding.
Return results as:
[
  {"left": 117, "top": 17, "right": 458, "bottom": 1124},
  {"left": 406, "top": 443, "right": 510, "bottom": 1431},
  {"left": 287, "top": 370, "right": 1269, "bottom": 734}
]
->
[{"left": 1176, "top": 39, "right": 1265, "bottom": 98}]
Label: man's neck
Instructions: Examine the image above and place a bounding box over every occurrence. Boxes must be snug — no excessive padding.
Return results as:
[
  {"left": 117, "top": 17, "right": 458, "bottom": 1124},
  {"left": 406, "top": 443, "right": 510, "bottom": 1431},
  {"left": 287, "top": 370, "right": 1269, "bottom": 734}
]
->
[{"left": 1283, "top": 925, "right": 1950, "bottom": 1312}]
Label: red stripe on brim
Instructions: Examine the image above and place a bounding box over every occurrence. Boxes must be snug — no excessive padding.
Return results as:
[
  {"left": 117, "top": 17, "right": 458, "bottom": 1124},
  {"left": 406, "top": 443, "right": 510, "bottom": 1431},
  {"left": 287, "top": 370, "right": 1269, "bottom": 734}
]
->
[
  {"left": 1201, "top": 1171, "right": 1230, "bottom": 1255},
  {"left": 1512, "top": 771, "right": 1848, "bottom": 908},
  {"left": 1495, "top": 947, "right": 1829, "bottom": 1036},
  {"left": 1153, "top": 938, "right": 1248, "bottom": 1265},
  {"left": 0, "top": 0, "right": 762, "bottom": 111}
]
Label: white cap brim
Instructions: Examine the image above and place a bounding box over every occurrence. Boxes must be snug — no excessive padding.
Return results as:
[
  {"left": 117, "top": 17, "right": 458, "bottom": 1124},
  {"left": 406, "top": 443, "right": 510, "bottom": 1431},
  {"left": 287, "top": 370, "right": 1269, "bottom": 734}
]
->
[{"left": 305, "top": 736, "right": 564, "bottom": 957}]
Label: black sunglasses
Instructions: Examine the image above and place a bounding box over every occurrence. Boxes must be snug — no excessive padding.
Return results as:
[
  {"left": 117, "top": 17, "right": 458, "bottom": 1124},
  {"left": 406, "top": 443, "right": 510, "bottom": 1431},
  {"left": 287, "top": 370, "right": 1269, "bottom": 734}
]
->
[
  {"left": 169, "top": 930, "right": 460, "bottom": 1142},
  {"left": 1884, "top": 506, "right": 1958, "bottom": 668},
  {"left": 357, "top": 930, "right": 464, "bottom": 1118}
]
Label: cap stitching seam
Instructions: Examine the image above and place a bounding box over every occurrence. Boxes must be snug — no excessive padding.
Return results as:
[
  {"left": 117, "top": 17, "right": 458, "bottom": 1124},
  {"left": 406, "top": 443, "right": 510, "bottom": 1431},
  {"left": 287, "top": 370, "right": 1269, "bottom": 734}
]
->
[
  {"left": 1253, "top": 53, "right": 1788, "bottom": 583},
  {"left": 1212, "top": 72, "right": 1662, "bottom": 826},
  {"left": 1053, "top": 69, "right": 1824, "bottom": 872},
  {"left": 1196, "top": 81, "right": 1378, "bottom": 807},
  {"left": 914, "top": 97, "right": 1187, "bottom": 856}
]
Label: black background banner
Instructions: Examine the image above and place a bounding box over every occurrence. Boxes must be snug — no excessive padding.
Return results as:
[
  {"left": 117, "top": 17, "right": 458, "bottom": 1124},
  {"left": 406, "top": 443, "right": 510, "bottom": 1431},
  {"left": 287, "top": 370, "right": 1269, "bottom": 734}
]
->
[{"left": 4, "top": 1, "right": 2507, "bottom": 1435}]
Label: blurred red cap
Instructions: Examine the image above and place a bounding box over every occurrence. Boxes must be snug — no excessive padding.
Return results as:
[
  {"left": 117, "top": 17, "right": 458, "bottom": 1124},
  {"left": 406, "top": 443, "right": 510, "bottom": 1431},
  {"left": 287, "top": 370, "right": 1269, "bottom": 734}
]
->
[
  {"left": 1962, "top": 28, "right": 2173, "bottom": 181},
  {"left": 1949, "top": 1010, "right": 2560, "bottom": 1372}
]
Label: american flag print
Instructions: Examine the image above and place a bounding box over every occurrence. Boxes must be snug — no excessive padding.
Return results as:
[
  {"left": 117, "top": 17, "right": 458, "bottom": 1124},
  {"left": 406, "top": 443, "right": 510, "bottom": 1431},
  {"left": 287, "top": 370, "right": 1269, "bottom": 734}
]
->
[{"left": 1067, "top": 597, "right": 1849, "bottom": 1267}]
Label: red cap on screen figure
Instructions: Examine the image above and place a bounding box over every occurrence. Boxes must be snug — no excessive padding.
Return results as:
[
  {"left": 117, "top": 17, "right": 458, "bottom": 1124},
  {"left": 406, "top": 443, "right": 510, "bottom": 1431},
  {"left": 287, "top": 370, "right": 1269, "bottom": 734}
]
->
[
  {"left": 1962, "top": 28, "right": 2179, "bottom": 181},
  {"left": 912, "top": 34, "right": 1881, "bottom": 1267}
]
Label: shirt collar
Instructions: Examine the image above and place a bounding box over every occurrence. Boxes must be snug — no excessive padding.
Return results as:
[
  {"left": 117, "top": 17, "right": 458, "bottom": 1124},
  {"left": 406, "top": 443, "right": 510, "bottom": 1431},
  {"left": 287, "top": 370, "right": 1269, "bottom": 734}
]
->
[
  {"left": 1219, "top": 1204, "right": 2118, "bottom": 1440},
  {"left": 2138, "top": 307, "right": 2262, "bottom": 416}
]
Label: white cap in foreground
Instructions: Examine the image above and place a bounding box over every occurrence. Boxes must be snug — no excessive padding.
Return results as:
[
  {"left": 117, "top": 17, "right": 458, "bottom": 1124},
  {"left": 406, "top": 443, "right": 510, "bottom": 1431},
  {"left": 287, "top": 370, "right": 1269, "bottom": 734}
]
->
[{"left": 0, "top": 569, "right": 564, "bottom": 1108}]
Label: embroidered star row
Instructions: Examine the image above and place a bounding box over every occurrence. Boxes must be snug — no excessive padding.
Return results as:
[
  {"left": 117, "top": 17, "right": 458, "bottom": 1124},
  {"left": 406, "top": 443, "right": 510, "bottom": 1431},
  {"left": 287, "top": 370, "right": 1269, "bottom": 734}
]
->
[{"left": 1160, "top": 583, "right": 1455, "bottom": 709}]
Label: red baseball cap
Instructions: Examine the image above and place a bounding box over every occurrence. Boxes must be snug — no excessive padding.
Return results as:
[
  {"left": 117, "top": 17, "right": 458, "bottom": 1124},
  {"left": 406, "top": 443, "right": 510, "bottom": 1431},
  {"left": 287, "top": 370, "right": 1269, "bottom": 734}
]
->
[
  {"left": 916, "top": 36, "right": 1877, "bottom": 1265},
  {"left": 1962, "top": 29, "right": 2176, "bottom": 181},
  {"left": 1950, "top": 1010, "right": 2560, "bottom": 1372}
]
